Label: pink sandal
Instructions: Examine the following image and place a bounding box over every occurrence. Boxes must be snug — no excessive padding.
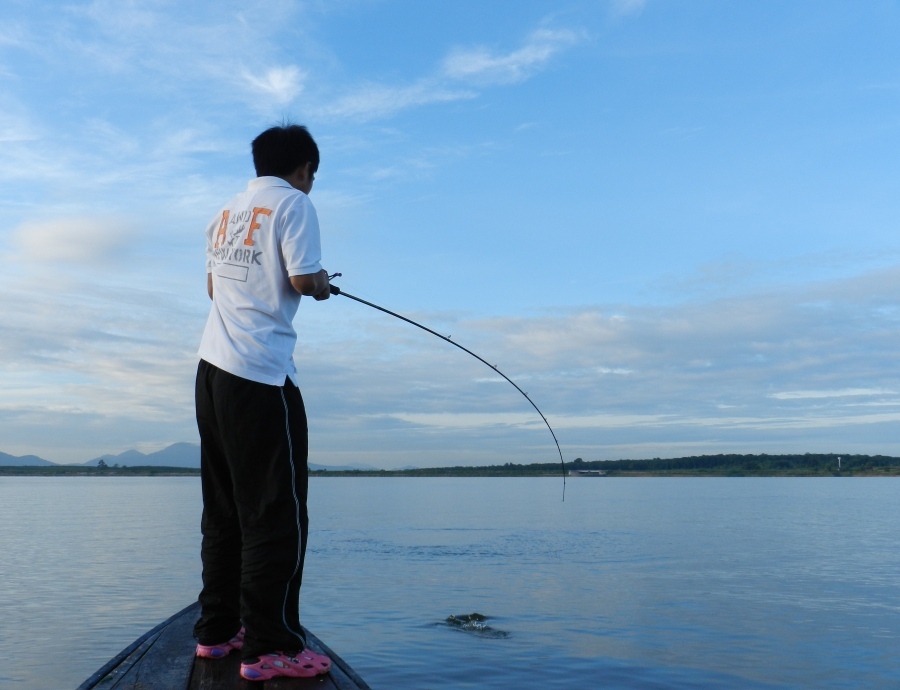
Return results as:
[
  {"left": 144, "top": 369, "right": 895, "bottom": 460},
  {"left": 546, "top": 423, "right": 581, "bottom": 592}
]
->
[
  {"left": 240, "top": 649, "right": 331, "bottom": 681},
  {"left": 195, "top": 627, "right": 245, "bottom": 659}
]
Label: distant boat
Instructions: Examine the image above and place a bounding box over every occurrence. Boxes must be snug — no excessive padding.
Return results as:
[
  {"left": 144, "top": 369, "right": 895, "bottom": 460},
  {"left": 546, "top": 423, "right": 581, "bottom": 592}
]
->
[
  {"left": 568, "top": 469, "right": 608, "bottom": 476},
  {"left": 77, "top": 602, "right": 370, "bottom": 689}
]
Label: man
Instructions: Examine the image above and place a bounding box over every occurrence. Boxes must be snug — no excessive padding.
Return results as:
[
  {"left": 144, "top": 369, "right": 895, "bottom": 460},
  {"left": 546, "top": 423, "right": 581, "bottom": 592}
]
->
[{"left": 192, "top": 124, "right": 333, "bottom": 682}]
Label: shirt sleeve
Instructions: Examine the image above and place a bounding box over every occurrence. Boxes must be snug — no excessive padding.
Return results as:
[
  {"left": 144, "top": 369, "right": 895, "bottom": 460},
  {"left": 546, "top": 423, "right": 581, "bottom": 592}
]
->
[{"left": 280, "top": 194, "right": 323, "bottom": 277}]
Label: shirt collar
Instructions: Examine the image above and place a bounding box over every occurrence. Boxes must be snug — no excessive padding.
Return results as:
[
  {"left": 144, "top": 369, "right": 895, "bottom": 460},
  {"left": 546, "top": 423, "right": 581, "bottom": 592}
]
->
[{"left": 247, "top": 176, "right": 293, "bottom": 191}]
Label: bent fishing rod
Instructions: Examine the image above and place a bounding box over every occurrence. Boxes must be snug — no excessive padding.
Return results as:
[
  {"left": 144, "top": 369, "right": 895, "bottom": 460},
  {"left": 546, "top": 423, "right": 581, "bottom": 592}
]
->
[{"left": 327, "top": 274, "right": 567, "bottom": 500}]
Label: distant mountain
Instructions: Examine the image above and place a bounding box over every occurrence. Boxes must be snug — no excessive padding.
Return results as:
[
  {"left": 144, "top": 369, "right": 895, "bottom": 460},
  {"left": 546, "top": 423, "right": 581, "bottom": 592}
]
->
[
  {"left": 85, "top": 442, "right": 201, "bottom": 468},
  {"left": 0, "top": 451, "right": 55, "bottom": 466},
  {"left": 145, "top": 442, "right": 201, "bottom": 467},
  {"left": 2, "top": 442, "right": 387, "bottom": 471},
  {"left": 82, "top": 443, "right": 380, "bottom": 471},
  {"left": 87, "top": 450, "right": 149, "bottom": 466}
]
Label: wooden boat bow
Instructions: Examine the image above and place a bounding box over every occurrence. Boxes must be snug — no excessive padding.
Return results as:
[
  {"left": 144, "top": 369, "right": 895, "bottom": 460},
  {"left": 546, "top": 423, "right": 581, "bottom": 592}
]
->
[{"left": 78, "top": 602, "right": 370, "bottom": 690}]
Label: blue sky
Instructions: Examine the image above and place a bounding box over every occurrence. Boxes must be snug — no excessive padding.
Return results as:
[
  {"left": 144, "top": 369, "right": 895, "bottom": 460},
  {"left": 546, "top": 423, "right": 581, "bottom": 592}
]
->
[{"left": 2, "top": 0, "right": 900, "bottom": 467}]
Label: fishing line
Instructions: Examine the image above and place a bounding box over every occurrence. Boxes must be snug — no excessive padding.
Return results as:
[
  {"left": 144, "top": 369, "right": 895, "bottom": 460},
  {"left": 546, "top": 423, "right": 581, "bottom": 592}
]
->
[{"left": 327, "top": 274, "right": 566, "bottom": 500}]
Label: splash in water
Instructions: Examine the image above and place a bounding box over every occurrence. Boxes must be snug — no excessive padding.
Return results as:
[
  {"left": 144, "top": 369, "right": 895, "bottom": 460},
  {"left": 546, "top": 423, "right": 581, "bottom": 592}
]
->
[{"left": 443, "top": 613, "right": 510, "bottom": 638}]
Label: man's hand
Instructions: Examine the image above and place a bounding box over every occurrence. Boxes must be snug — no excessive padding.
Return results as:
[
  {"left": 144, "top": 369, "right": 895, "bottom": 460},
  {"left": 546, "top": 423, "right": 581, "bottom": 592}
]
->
[{"left": 289, "top": 269, "right": 330, "bottom": 300}]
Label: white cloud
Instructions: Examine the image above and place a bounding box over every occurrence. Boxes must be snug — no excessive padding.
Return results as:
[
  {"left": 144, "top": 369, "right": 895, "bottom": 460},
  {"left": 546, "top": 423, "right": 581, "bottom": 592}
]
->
[
  {"left": 0, "top": 21, "right": 34, "bottom": 49},
  {"left": 612, "top": 0, "right": 647, "bottom": 17},
  {"left": 5, "top": 263, "right": 900, "bottom": 466},
  {"left": 441, "top": 29, "right": 581, "bottom": 85},
  {"left": 4, "top": 4, "right": 582, "bottom": 125},
  {"left": 318, "top": 80, "right": 475, "bottom": 120},
  {"left": 291, "top": 266, "right": 900, "bottom": 465},
  {"left": 242, "top": 65, "right": 306, "bottom": 104},
  {"left": 317, "top": 26, "right": 581, "bottom": 121},
  {"left": 379, "top": 407, "right": 900, "bottom": 434},
  {"left": 770, "top": 389, "right": 895, "bottom": 400},
  {"left": 13, "top": 216, "right": 133, "bottom": 264},
  {"left": 0, "top": 114, "right": 37, "bottom": 142},
  {"left": 382, "top": 411, "right": 669, "bottom": 430},
  {"left": 34, "top": 1, "right": 314, "bottom": 115},
  {"left": 0, "top": 267, "right": 205, "bottom": 462}
]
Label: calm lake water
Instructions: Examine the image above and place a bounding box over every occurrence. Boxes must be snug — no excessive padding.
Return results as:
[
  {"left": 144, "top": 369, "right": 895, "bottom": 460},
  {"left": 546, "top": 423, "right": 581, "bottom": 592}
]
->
[{"left": 1, "top": 476, "right": 898, "bottom": 689}]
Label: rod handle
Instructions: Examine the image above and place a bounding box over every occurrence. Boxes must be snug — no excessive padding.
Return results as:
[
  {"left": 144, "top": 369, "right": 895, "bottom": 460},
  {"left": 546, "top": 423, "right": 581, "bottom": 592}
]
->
[{"left": 330, "top": 284, "right": 342, "bottom": 295}]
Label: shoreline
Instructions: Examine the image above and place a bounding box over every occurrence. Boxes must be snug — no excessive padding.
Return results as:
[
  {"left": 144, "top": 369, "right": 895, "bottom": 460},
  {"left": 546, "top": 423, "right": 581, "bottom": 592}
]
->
[
  {"left": 2, "top": 467, "right": 899, "bottom": 478},
  {"left": 4, "top": 453, "right": 898, "bottom": 478}
]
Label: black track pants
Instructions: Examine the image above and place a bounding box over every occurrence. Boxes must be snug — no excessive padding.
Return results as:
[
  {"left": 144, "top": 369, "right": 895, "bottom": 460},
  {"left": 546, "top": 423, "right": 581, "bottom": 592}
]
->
[{"left": 193, "top": 359, "right": 309, "bottom": 660}]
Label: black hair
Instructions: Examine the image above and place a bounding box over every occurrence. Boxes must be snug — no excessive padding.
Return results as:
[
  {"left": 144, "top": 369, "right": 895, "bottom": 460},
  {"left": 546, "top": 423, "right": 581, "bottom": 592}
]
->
[{"left": 251, "top": 124, "right": 320, "bottom": 178}]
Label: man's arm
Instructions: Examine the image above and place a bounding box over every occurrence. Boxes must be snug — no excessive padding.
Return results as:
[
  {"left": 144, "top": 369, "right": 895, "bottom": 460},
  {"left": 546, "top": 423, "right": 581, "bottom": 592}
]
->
[
  {"left": 207, "top": 273, "right": 213, "bottom": 300},
  {"left": 289, "top": 269, "right": 330, "bottom": 301}
]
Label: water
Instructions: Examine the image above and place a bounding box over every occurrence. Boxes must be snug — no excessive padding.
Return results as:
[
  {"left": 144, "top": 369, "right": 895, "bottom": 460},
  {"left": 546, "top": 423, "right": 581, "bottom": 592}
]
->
[{"left": 1, "top": 477, "right": 898, "bottom": 689}]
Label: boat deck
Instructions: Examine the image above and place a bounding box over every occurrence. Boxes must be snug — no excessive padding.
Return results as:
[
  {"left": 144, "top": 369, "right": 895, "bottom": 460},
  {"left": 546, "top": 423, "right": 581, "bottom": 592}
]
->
[{"left": 78, "top": 603, "right": 370, "bottom": 690}]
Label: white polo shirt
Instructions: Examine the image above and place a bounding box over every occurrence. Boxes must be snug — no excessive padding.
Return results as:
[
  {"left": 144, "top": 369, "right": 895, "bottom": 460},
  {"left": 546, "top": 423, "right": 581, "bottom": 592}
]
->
[{"left": 198, "top": 176, "right": 323, "bottom": 386}]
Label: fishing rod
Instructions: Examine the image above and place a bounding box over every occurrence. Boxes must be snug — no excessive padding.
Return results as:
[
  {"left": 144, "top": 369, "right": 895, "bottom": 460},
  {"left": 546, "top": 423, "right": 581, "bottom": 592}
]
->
[{"left": 327, "top": 274, "right": 567, "bottom": 500}]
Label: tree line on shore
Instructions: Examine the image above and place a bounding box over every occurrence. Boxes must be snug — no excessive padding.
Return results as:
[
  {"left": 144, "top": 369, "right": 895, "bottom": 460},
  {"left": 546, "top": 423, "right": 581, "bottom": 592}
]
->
[
  {"left": 2, "top": 453, "right": 899, "bottom": 477},
  {"left": 309, "top": 453, "right": 900, "bottom": 477}
]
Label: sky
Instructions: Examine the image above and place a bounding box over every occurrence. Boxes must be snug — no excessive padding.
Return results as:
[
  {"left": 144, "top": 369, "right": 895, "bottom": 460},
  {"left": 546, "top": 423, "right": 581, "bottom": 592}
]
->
[{"left": 2, "top": 0, "right": 900, "bottom": 467}]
